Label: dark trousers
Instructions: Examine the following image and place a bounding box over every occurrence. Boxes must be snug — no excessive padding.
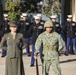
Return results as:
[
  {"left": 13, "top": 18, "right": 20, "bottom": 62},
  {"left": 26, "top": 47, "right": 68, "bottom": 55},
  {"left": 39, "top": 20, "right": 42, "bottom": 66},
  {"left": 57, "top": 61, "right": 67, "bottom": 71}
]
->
[
  {"left": 30, "top": 44, "right": 35, "bottom": 65},
  {"left": 30, "top": 44, "right": 42, "bottom": 65},
  {"left": 66, "top": 38, "right": 76, "bottom": 55},
  {"left": 0, "top": 36, "right": 1, "bottom": 42},
  {"left": 26, "top": 38, "right": 30, "bottom": 56},
  {"left": 2, "top": 43, "right": 7, "bottom": 56},
  {"left": 20, "top": 37, "right": 31, "bottom": 56},
  {"left": 69, "top": 40, "right": 74, "bottom": 54}
]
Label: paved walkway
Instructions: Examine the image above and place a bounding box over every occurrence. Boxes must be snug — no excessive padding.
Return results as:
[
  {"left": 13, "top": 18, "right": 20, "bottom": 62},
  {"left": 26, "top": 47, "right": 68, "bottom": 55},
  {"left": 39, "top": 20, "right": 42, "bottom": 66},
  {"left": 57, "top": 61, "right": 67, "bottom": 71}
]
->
[{"left": 0, "top": 51, "right": 76, "bottom": 75}]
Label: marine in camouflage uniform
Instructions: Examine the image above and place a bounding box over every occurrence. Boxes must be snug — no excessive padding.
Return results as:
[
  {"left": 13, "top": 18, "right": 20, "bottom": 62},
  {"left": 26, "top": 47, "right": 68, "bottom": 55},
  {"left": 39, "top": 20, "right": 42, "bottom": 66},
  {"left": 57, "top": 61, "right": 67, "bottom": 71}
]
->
[{"left": 34, "top": 20, "right": 64, "bottom": 75}]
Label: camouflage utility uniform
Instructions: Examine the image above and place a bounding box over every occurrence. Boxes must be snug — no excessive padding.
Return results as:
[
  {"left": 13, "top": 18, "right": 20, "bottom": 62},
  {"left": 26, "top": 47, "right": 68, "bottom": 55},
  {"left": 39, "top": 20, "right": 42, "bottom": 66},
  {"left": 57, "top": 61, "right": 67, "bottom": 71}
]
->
[{"left": 34, "top": 20, "right": 64, "bottom": 75}]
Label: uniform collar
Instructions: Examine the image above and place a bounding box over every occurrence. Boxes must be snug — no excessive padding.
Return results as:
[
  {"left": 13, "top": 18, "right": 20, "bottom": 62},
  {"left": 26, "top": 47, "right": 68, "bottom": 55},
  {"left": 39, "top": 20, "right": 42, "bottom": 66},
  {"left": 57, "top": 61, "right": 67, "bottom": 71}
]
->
[
  {"left": 9, "top": 32, "right": 17, "bottom": 39},
  {"left": 45, "top": 31, "right": 53, "bottom": 37}
]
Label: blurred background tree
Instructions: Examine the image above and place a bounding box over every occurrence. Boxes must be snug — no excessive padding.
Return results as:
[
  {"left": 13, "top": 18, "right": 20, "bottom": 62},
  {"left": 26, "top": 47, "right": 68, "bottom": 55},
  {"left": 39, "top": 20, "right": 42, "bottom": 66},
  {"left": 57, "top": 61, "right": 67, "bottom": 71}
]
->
[
  {"left": 20, "top": 0, "right": 41, "bottom": 13},
  {"left": 6, "top": 0, "right": 41, "bottom": 19},
  {"left": 43, "top": 0, "right": 61, "bottom": 16},
  {"left": 5, "top": 0, "right": 61, "bottom": 19},
  {"left": 6, "top": 0, "right": 21, "bottom": 20}
]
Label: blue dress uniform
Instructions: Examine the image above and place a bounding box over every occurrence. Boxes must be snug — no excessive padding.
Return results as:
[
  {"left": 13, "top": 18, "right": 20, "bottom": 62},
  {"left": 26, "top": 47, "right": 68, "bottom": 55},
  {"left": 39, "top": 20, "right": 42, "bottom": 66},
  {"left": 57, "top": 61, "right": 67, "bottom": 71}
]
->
[
  {"left": 52, "top": 21, "right": 62, "bottom": 56},
  {"left": 65, "top": 21, "right": 76, "bottom": 55},
  {"left": 28, "top": 22, "right": 44, "bottom": 66},
  {"left": 40, "top": 20, "right": 45, "bottom": 26},
  {"left": 52, "top": 22, "right": 61, "bottom": 34},
  {"left": 1, "top": 20, "right": 10, "bottom": 57},
  {"left": 62, "top": 22, "right": 67, "bottom": 43},
  {"left": 17, "top": 20, "right": 31, "bottom": 56},
  {"left": 51, "top": 15, "right": 61, "bottom": 34}
]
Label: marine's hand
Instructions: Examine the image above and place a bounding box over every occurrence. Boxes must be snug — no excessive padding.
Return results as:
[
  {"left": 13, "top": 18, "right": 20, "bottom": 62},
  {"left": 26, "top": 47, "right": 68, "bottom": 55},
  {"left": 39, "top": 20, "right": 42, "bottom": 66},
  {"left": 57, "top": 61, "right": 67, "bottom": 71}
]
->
[{"left": 34, "top": 55, "right": 38, "bottom": 59}]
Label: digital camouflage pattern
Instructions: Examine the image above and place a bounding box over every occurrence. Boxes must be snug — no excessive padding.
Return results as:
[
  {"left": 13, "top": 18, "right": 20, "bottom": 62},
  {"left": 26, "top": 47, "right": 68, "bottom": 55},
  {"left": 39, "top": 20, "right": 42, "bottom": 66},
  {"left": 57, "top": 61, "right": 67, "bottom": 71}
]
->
[
  {"left": 44, "top": 20, "right": 53, "bottom": 28},
  {"left": 35, "top": 31, "right": 64, "bottom": 75}
]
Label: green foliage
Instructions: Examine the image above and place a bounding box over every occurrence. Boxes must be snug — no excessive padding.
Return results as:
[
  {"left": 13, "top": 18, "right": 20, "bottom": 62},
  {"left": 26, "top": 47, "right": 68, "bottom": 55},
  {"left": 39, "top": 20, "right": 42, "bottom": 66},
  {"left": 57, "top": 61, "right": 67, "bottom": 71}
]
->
[
  {"left": 20, "top": 0, "right": 41, "bottom": 13},
  {"left": 44, "top": 0, "right": 61, "bottom": 15},
  {"left": 6, "top": 0, "right": 41, "bottom": 20},
  {"left": 5, "top": 0, "right": 61, "bottom": 19},
  {"left": 6, "top": 0, "right": 21, "bottom": 20}
]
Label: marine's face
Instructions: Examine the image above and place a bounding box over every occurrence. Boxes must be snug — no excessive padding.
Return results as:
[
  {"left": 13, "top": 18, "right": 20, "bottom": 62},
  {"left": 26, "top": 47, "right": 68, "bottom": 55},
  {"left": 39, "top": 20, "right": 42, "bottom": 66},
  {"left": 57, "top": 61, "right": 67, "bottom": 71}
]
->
[
  {"left": 51, "top": 18, "right": 56, "bottom": 22},
  {"left": 20, "top": 17, "right": 23, "bottom": 20},
  {"left": 10, "top": 26, "right": 17, "bottom": 32},
  {"left": 46, "top": 27, "right": 53, "bottom": 33},
  {"left": 4, "top": 17, "right": 8, "bottom": 20},
  {"left": 23, "top": 16, "right": 27, "bottom": 20},
  {"left": 35, "top": 19, "right": 40, "bottom": 24},
  {"left": 68, "top": 18, "right": 72, "bottom": 22}
]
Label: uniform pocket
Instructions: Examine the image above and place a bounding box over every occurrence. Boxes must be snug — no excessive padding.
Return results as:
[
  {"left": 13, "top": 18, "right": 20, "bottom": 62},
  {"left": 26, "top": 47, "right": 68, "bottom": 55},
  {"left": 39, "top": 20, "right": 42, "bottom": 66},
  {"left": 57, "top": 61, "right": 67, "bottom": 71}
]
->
[{"left": 43, "top": 51, "right": 51, "bottom": 60}]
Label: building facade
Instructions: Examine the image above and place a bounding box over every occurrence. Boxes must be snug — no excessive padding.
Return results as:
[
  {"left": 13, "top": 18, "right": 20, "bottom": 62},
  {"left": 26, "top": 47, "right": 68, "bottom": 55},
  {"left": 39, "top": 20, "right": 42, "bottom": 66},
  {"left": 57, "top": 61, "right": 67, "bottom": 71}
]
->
[
  {"left": 72, "top": 0, "right": 76, "bottom": 21},
  {"left": 0, "top": 0, "right": 4, "bottom": 21},
  {"left": 61, "top": 0, "right": 76, "bottom": 23}
]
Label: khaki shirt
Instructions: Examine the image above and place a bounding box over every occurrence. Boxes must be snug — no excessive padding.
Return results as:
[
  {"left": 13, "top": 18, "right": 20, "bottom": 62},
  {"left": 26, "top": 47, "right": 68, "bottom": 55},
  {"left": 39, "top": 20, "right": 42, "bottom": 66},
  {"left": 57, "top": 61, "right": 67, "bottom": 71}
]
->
[{"left": 0, "top": 32, "right": 27, "bottom": 58}]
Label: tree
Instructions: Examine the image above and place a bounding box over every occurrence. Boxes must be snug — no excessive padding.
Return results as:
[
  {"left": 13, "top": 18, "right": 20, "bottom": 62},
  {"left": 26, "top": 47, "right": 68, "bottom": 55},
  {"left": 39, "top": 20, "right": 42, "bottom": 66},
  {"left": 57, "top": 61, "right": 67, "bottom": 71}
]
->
[
  {"left": 5, "top": 0, "right": 61, "bottom": 20},
  {"left": 6, "top": 0, "right": 21, "bottom": 20},
  {"left": 43, "top": 0, "right": 61, "bottom": 15},
  {"left": 20, "top": 0, "right": 41, "bottom": 13},
  {"left": 6, "top": 0, "right": 42, "bottom": 19}
]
